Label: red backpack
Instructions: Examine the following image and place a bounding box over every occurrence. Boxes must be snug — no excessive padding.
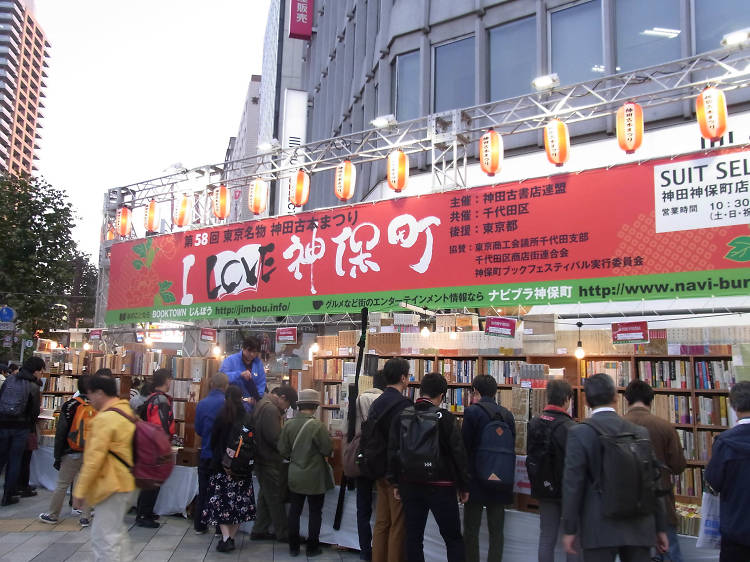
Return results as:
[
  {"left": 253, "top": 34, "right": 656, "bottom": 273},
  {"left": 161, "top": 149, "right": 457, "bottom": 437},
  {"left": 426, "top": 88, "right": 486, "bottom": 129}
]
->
[{"left": 108, "top": 407, "right": 174, "bottom": 489}]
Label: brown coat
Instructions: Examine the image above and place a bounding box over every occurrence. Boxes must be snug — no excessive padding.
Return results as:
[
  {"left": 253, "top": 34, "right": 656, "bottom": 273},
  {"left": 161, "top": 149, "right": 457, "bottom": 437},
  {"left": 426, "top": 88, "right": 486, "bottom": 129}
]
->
[{"left": 624, "top": 404, "right": 687, "bottom": 525}]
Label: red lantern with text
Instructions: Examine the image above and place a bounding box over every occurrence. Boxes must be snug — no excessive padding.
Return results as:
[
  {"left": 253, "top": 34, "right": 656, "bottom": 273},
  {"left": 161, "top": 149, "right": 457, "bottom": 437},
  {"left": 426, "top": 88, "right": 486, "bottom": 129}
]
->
[
  {"left": 115, "top": 206, "right": 131, "bottom": 237},
  {"left": 334, "top": 160, "right": 356, "bottom": 201},
  {"left": 387, "top": 150, "right": 409, "bottom": 192},
  {"left": 544, "top": 119, "right": 570, "bottom": 167},
  {"left": 248, "top": 179, "right": 268, "bottom": 215},
  {"left": 145, "top": 199, "right": 159, "bottom": 232},
  {"left": 696, "top": 86, "right": 728, "bottom": 142},
  {"left": 616, "top": 102, "right": 644, "bottom": 154},
  {"left": 213, "top": 184, "right": 230, "bottom": 220},
  {"left": 174, "top": 194, "right": 191, "bottom": 227},
  {"left": 290, "top": 169, "right": 310, "bottom": 207},
  {"left": 479, "top": 129, "right": 503, "bottom": 176},
  {"left": 105, "top": 226, "right": 115, "bottom": 241}
]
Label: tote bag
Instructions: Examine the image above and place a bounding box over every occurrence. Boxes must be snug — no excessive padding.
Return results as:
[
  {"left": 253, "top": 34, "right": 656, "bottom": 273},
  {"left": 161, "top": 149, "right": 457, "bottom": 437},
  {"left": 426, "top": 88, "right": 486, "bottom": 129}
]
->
[{"left": 696, "top": 492, "right": 721, "bottom": 549}]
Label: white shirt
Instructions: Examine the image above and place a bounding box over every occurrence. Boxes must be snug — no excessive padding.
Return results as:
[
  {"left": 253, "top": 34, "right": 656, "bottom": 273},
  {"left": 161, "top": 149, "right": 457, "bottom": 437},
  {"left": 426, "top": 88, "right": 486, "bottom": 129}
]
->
[
  {"left": 737, "top": 418, "right": 750, "bottom": 425},
  {"left": 591, "top": 407, "right": 616, "bottom": 415}
]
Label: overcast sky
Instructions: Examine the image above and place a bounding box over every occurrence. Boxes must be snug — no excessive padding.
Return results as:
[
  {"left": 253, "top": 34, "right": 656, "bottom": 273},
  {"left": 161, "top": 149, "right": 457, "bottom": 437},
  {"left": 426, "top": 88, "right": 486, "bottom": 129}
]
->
[{"left": 34, "top": 0, "right": 270, "bottom": 258}]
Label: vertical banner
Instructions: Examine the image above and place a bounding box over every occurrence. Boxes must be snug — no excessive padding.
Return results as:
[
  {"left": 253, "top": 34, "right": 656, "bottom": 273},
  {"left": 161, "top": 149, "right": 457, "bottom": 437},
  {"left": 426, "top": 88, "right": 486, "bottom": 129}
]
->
[{"left": 289, "top": 0, "right": 314, "bottom": 40}]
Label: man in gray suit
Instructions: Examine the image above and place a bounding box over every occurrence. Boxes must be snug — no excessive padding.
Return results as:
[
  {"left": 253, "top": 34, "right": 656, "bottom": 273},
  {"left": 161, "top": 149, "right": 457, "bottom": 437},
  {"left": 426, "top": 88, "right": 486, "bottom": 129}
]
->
[{"left": 561, "top": 374, "right": 669, "bottom": 562}]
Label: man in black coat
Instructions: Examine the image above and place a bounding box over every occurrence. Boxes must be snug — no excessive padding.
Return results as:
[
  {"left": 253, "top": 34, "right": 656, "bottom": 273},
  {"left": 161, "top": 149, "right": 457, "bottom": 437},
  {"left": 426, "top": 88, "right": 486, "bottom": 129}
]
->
[{"left": 562, "top": 373, "right": 668, "bottom": 561}]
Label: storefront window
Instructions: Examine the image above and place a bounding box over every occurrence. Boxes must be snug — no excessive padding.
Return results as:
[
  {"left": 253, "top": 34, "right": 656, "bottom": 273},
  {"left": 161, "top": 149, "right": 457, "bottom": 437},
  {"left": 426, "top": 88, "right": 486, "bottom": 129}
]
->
[
  {"left": 695, "top": 0, "right": 750, "bottom": 54},
  {"left": 616, "top": 0, "right": 681, "bottom": 72},
  {"left": 489, "top": 16, "right": 536, "bottom": 100},
  {"left": 392, "top": 51, "right": 420, "bottom": 121},
  {"left": 434, "top": 37, "right": 475, "bottom": 112},
  {"left": 550, "top": 0, "right": 603, "bottom": 85}
]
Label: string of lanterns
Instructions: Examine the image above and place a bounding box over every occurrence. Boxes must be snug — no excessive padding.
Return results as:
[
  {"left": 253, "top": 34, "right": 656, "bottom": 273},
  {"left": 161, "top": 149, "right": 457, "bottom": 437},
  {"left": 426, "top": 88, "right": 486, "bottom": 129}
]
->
[{"left": 110, "top": 87, "right": 729, "bottom": 239}]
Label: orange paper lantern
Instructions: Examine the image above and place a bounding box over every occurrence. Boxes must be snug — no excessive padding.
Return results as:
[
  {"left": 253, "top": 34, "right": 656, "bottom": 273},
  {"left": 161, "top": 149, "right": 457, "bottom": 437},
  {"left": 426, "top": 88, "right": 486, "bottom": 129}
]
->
[
  {"left": 115, "top": 206, "right": 132, "bottom": 237},
  {"left": 145, "top": 199, "right": 159, "bottom": 232},
  {"left": 334, "top": 160, "right": 356, "bottom": 201},
  {"left": 479, "top": 129, "right": 503, "bottom": 176},
  {"left": 387, "top": 150, "right": 409, "bottom": 192},
  {"left": 696, "top": 86, "right": 728, "bottom": 142},
  {"left": 174, "top": 194, "right": 192, "bottom": 227},
  {"left": 290, "top": 169, "right": 310, "bottom": 207},
  {"left": 248, "top": 179, "right": 269, "bottom": 215},
  {"left": 105, "top": 226, "right": 115, "bottom": 241},
  {"left": 544, "top": 119, "right": 570, "bottom": 167},
  {"left": 616, "top": 102, "right": 644, "bottom": 154},
  {"left": 212, "top": 184, "right": 230, "bottom": 220}
]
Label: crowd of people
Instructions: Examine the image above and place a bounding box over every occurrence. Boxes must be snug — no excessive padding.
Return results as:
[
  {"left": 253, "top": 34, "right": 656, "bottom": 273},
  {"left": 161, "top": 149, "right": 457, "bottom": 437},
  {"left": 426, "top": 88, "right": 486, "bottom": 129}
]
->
[{"left": 0, "top": 340, "right": 749, "bottom": 562}]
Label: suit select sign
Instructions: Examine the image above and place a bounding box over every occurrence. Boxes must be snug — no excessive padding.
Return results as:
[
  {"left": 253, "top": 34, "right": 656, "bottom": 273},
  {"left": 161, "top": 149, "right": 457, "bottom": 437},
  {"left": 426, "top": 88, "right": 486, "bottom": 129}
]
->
[
  {"left": 485, "top": 317, "right": 517, "bottom": 338},
  {"left": 611, "top": 321, "right": 649, "bottom": 344},
  {"left": 276, "top": 327, "right": 298, "bottom": 344}
]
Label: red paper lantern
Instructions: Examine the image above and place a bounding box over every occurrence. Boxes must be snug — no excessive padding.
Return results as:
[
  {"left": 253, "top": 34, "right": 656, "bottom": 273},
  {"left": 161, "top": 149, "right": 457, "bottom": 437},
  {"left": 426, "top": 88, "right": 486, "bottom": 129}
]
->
[
  {"left": 616, "top": 102, "right": 644, "bottom": 154},
  {"left": 479, "top": 129, "right": 503, "bottom": 176},
  {"left": 290, "top": 169, "right": 310, "bottom": 207},
  {"left": 248, "top": 179, "right": 268, "bottom": 215},
  {"left": 696, "top": 86, "right": 728, "bottom": 142},
  {"left": 145, "top": 199, "right": 159, "bottom": 232},
  {"left": 387, "top": 150, "right": 409, "bottom": 192},
  {"left": 334, "top": 160, "right": 356, "bottom": 201},
  {"left": 212, "top": 184, "right": 230, "bottom": 220},
  {"left": 174, "top": 194, "right": 191, "bottom": 227},
  {"left": 544, "top": 119, "right": 570, "bottom": 167},
  {"left": 115, "top": 206, "right": 131, "bottom": 237}
]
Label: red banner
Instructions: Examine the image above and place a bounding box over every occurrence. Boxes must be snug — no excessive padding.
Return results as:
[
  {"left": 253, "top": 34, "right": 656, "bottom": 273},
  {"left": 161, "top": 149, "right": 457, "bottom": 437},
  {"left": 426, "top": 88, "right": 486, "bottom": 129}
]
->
[
  {"left": 289, "top": 0, "right": 314, "bottom": 40},
  {"left": 484, "top": 317, "right": 517, "bottom": 339},
  {"left": 105, "top": 149, "right": 750, "bottom": 324},
  {"left": 612, "top": 321, "right": 649, "bottom": 344},
  {"left": 276, "top": 327, "right": 298, "bottom": 344},
  {"left": 200, "top": 328, "right": 217, "bottom": 343}
]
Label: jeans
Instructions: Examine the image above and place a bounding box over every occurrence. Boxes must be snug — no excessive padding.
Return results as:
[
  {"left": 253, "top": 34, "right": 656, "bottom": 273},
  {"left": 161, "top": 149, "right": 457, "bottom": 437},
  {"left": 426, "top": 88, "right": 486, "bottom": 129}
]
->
[
  {"left": 538, "top": 499, "right": 580, "bottom": 562},
  {"left": 288, "top": 491, "right": 324, "bottom": 549},
  {"left": 48, "top": 454, "right": 91, "bottom": 519},
  {"left": 136, "top": 487, "right": 160, "bottom": 519},
  {"left": 91, "top": 491, "right": 133, "bottom": 561},
  {"left": 254, "top": 462, "right": 288, "bottom": 540},
  {"left": 463, "top": 500, "right": 504, "bottom": 562},
  {"left": 372, "top": 478, "right": 406, "bottom": 562},
  {"left": 0, "top": 427, "right": 29, "bottom": 497},
  {"left": 194, "top": 458, "right": 211, "bottom": 531},
  {"left": 401, "top": 484, "right": 464, "bottom": 562},
  {"left": 356, "top": 477, "right": 375, "bottom": 560},
  {"left": 663, "top": 524, "right": 683, "bottom": 562}
]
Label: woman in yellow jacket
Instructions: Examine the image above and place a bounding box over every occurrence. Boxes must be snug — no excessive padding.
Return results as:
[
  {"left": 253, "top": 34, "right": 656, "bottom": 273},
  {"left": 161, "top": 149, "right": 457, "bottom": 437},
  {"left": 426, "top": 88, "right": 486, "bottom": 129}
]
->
[{"left": 73, "top": 374, "right": 136, "bottom": 562}]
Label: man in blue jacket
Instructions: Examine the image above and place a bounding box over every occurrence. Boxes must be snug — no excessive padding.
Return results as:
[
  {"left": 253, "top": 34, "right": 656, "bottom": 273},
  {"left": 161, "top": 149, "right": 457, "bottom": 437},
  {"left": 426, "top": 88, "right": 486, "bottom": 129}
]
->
[
  {"left": 705, "top": 381, "right": 750, "bottom": 562},
  {"left": 220, "top": 336, "right": 264, "bottom": 407},
  {"left": 193, "top": 373, "right": 228, "bottom": 534}
]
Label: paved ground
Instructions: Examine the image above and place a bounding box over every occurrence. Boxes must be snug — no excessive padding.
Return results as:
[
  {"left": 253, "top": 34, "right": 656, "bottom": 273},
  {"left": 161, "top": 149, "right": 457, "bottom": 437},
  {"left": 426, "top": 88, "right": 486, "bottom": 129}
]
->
[{"left": 0, "top": 488, "right": 362, "bottom": 561}]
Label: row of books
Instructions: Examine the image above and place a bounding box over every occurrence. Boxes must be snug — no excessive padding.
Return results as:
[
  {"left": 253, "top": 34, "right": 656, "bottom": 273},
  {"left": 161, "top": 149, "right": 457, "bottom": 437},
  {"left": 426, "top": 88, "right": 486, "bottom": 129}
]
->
[
  {"left": 406, "top": 358, "right": 437, "bottom": 382},
  {"left": 584, "top": 360, "right": 631, "bottom": 388},
  {"left": 42, "top": 375, "right": 76, "bottom": 394},
  {"left": 675, "top": 502, "right": 701, "bottom": 537},
  {"left": 168, "top": 380, "right": 197, "bottom": 400},
  {"left": 697, "top": 395, "right": 729, "bottom": 427},
  {"left": 638, "top": 360, "right": 690, "bottom": 389},
  {"left": 173, "top": 401, "right": 186, "bottom": 420},
  {"left": 652, "top": 394, "right": 693, "bottom": 425},
  {"left": 676, "top": 429, "right": 696, "bottom": 460},
  {"left": 441, "top": 387, "right": 471, "bottom": 413},
  {"left": 312, "top": 359, "right": 353, "bottom": 381},
  {"left": 696, "top": 430, "right": 723, "bottom": 461},
  {"left": 484, "top": 360, "right": 525, "bottom": 385},
  {"left": 440, "top": 359, "right": 478, "bottom": 384},
  {"left": 673, "top": 468, "right": 704, "bottom": 499},
  {"left": 323, "top": 384, "right": 342, "bottom": 406},
  {"left": 694, "top": 360, "right": 733, "bottom": 390},
  {"left": 41, "top": 395, "right": 65, "bottom": 410}
]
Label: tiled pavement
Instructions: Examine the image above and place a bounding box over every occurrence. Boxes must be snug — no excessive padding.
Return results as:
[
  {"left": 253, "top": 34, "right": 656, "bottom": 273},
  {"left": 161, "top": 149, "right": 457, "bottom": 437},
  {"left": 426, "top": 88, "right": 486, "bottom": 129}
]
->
[{"left": 0, "top": 488, "right": 362, "bottom": 561}]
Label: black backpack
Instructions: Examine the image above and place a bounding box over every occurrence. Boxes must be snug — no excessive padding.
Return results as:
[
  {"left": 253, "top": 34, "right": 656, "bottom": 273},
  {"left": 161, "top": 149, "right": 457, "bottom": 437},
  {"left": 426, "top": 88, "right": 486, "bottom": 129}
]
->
[
  {"left": 473, "top": 402, "right": 516, "bottom": 493},
  {"left": 396, "top": 405, "right": 441, "bottom": 481},
  {"left": 222, "top": 414, "right": 255, "bottom": 479},
  {"left": 357, "top": 399, "right": 403, "bottom": 480},
  {"left": 526, "top": 416, "right": 568, "bottom": 499},
  {"left": 585, "top": 418, "right": 660, "bottom": 519},
  {"left": 0, "top": 374, "right": 30, "bottom": 417}
]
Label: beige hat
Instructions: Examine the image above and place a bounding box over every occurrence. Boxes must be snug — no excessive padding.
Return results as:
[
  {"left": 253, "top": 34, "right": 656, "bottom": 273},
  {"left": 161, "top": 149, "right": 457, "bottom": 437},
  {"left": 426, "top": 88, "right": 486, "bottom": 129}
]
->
[{"left": 297, "top": 388, "right": 321, "bottom": 408}]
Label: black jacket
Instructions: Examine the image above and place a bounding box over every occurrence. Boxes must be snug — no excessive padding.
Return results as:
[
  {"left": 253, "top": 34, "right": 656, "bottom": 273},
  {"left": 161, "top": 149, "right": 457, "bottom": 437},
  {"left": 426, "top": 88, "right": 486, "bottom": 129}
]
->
[
  {"left": 0, "top": 368, "right": 41, "bottom": 429},
  {"left": 54, "top": 395, "right": 88, "bottom": 461},
  {"left": 705, "top": 422, "right": 750, "bottom": 546},
  {"left": 387, "top": 398, "right": 470, "bottom": 491},
  {"left": 209, "top": 410, "right": 253, "bottom": 474},
  {"left": 526, "top": 405, "right": 576, "bottom": 501}
]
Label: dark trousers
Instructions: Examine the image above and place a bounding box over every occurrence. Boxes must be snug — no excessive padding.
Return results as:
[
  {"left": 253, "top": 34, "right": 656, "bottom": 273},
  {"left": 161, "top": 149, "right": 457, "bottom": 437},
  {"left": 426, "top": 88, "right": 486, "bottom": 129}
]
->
[
  {"left": 288, "top": 491, "right": 324, "bottom": 548},
  {"left": 356, "top": 477, "right": 375, "bottom": 560},
  {"left": 18, "top": 449, "right": 32, "bottom": 490},
  {"left": 194, "top": 458, "right": 211, "bottom": 531},
  {"left": 401, "top": 484, "right": 464, "bottom": 562},
  {"left": 136, "top": 487, "right": 160, "bottom": 519},
  {"left": 0, "top": 428, "right": 29, "bottom": 498},
  {"left": 720, "top": 537, "right": 750, "bottom": 562},
  {"left": 582, "top": 546, "right": 650, "bottom": 562}
]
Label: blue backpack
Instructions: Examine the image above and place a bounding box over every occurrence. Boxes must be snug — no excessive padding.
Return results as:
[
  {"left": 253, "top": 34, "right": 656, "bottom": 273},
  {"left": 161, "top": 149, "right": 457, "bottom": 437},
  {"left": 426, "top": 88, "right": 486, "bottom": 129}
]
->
[
  {"left": 474, "top": 402, "right": 516, "bottom": 493},
  {"left": 0, "top": 374, "right": 31, "bottom": 417}
]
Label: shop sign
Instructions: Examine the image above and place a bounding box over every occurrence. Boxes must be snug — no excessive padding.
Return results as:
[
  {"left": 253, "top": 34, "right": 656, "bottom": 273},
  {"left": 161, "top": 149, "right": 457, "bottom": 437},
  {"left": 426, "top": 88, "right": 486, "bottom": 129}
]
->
[
  {"left": 105, "top": 147, "right": 750, "bottom": 324},
  {"left": 485, "top": 316, "right": 516, "bottom": 338},
  {"left": 276, "top": 327, "right": 298, "bottom": 344},
  {"left": 612, "top": 321, "right": 649, "bottom": 344},
  {"left": 89, "top": 329, "right": 102, "bottom": 341},
  {"left": 289, "top": 0, "right": 314, "bottom": 40},
  {"left": 200, "top": 328, "right": 217, "bottom": 343}
]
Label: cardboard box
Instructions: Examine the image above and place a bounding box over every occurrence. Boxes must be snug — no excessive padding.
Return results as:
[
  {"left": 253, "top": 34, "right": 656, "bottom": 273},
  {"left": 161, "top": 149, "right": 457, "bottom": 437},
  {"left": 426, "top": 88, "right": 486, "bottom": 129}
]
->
[{"left": 176, "top": 447, "right": 200, "bottom": 467}]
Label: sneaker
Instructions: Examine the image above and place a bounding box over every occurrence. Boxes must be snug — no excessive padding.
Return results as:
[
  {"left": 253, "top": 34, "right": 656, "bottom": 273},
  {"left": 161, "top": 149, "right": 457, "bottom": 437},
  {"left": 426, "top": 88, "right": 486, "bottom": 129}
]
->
[
  {"left": 135, "top": 517, "right": 160, "bottom": 529},
  {"left": 216, "top": 538, "right": 229, "bottom": 553},
  {"left": 79, "top": 518, "right": 90, "bottom": 527},
  {"left": 71, "top": 508, "right": 82, "bottom": 516},
  {"left": 226, "top": 538, "right": 235, "bottom": 552},
  {"left": 38, "top": 513, "right": 58, "bottom": 524}
]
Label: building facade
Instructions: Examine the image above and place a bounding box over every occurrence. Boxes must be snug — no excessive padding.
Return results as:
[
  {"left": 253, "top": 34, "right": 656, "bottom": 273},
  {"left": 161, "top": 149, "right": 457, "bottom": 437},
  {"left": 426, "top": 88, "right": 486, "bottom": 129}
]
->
[
  {"left": 0, "top": 0, "right": 48, "bottom": 176},
  {"left": 299, "top": 0, "right": 750, "bottom": 210}
]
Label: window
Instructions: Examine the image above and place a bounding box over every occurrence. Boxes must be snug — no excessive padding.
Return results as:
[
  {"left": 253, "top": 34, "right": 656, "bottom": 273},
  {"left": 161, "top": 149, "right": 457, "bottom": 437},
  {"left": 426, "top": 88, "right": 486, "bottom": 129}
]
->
[
  {"left": 392, "top": 50, "right": 420, "bottom": 121},
  {"left": 550, "top": 0, "right": 603, "bottom": 84},
  {"left": 434, "top": 37, "right": 475, "bottom": 112},
  {"left": 694, "top": 0, "right": 750, "bottom": 54},
  {"left": 489, "top": 16, "right": 536, "bottom": 100},
  {"left": 616, "top": 0, "right": 681, "bottom": 72}
]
